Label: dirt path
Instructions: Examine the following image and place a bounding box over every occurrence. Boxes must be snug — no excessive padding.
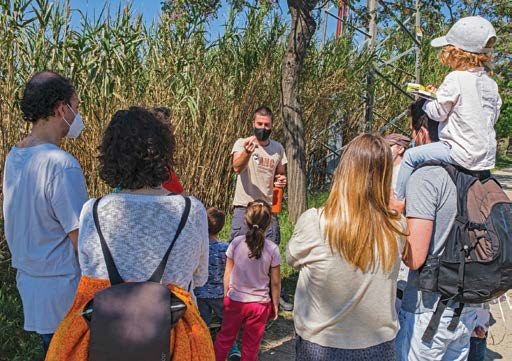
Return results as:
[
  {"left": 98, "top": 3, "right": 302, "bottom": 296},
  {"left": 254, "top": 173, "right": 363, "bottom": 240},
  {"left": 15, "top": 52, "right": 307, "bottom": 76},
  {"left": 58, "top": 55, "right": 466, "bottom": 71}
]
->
[
  {"left": 258, "top": 168, "right": 512, "bottom": 361},
  {"left": 259, "top": 296, "right": 512, "bottom": 361}
]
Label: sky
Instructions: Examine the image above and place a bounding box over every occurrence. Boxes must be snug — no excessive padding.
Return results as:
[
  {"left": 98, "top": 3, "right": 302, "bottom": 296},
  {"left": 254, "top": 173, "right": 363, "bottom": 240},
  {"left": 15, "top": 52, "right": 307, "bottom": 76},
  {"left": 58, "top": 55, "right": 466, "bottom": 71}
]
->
[
  {"left": 68, "top": 0, "right": 162, "bottom": 25},
  {"left": 67, "top": 0, "right": 342, "bottom": 43}
]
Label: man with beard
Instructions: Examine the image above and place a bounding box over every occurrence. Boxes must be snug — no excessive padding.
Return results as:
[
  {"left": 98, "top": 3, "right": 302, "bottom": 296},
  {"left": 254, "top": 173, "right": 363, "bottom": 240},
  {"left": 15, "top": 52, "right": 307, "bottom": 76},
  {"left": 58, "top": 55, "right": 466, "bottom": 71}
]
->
[{"left": 230, "top": 106, "right": 292, "bottom": 313}]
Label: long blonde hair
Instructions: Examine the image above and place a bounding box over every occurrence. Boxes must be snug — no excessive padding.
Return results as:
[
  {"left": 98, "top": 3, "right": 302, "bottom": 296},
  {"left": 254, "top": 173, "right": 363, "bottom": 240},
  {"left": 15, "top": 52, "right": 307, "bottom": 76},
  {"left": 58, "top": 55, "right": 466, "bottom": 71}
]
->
[{"left": 323, "top": 133, "right": 405, "bottom": 273}]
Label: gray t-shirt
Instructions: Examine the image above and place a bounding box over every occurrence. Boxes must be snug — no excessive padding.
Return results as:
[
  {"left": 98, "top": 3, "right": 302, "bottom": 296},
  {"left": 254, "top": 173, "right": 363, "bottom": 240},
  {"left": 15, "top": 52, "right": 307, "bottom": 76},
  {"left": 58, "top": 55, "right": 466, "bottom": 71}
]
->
[
  {"left": 3, "top": 144, "right": 87, "bottom": 276},
  {"left": 401, "top": 166, "right": 458, "bottom": 313}
]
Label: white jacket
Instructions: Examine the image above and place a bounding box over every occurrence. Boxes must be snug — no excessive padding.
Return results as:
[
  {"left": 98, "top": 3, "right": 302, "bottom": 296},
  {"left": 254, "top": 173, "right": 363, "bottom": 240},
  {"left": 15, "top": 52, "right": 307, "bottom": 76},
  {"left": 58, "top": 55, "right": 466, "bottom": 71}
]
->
[{"left": 423, "top": 68, "right": 501, "bottom": 170}]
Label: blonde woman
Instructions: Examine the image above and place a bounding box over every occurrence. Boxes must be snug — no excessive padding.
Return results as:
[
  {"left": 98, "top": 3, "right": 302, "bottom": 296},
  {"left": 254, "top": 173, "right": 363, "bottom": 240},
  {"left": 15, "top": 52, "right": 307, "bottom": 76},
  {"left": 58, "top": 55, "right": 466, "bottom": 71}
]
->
[{"left": 287, "top": 133, "right": 406, "bottom": 360}]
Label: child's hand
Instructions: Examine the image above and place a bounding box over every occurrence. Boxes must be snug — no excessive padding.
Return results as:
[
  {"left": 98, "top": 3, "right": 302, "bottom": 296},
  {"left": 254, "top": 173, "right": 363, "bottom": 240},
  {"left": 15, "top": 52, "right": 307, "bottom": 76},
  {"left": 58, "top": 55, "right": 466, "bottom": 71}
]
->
[
  {"left": 473, "top": 325, "right": 486, "bottom": 338},
  {"left": 426, "top": 84, "right": 437, "bottom": 93},
  {"left": 389, "top": 191, "right": 406, "bottom": 214},
  {"left": 272, "top": 303, "right": 279, "bottom": 320}
]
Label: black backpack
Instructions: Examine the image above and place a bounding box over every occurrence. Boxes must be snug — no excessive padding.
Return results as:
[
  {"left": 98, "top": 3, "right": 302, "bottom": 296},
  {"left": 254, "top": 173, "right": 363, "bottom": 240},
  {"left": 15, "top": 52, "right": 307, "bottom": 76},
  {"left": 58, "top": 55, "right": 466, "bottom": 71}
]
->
[
  {"left": 83, "top": 195, "right": 191, "bottom": 361},
  {"left": 415, "top": 161, "right": 512, "bottom": 343}
]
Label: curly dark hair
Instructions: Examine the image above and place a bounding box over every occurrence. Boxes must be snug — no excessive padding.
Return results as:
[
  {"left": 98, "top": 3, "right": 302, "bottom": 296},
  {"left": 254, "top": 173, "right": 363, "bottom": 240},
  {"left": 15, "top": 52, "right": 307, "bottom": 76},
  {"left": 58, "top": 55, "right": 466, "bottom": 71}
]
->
[
  {"left": 20, "top": 71, "right": 75, "bottom": 123},
  {"left": 149, "top": 106, "right": 172, "bottom": 128},
  {"left": 98, "top": 107, "right": 175, "bottom": 190},
  {"left": 149, "top": 106, "right": 176, "bottom": 164}
]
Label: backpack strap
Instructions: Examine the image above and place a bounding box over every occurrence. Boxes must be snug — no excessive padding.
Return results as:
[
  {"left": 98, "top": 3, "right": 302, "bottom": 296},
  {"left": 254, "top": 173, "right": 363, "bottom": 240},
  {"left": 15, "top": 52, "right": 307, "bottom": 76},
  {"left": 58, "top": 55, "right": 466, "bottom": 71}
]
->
[
  {"left": 149, "top": 196, "right": 191, "bottom": 283},
  {"left": 93, "top": 197, "right": 124, "bottom": 285},
  {"left": 421, "top": 299, "right": 464, "bottom": 343},
  {"left": 422, "top": 299, "right": 448, "bottom": 343},
  {"left": 414, "top": 161, "right": 473, "bottom": 342},
  {"left": 448, "top": 303, "right": 465, "bottom": 331}
]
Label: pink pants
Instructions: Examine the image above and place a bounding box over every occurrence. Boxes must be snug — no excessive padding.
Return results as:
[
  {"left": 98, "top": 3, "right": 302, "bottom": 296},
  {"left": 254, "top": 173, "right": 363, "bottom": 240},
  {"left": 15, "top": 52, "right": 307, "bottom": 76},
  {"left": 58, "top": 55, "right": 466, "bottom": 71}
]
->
[{"left": 214, "top": 297, "right": 271, "bottom": 361}]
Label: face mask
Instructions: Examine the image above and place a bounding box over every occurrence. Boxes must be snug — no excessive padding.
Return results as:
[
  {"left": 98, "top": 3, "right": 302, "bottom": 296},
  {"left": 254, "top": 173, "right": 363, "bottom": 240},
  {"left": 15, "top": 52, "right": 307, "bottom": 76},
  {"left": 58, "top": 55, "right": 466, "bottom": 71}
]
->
[
  {"left": 410, "top": 139, "right": 416, "bottom": 148},
  {"left": 63, "top": 104, "right": 85, "bottom": 139},
  {"left": 254, "top": 127, "right": 271, "bottom": 141}
]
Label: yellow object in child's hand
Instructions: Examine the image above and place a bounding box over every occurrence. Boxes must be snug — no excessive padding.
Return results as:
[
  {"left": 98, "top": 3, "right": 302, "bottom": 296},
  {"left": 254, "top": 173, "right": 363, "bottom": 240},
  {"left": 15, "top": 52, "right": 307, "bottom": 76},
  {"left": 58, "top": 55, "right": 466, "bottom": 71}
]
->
[{"left": 406, "top": 83, "right": 437, "bottom": 100}]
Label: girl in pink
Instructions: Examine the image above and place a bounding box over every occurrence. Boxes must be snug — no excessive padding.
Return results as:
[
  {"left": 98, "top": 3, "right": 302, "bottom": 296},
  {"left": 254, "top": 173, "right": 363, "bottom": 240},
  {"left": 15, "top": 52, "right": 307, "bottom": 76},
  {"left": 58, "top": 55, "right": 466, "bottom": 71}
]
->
[{"left": 214, "top": 200, "right": 281, "bottom": 361}]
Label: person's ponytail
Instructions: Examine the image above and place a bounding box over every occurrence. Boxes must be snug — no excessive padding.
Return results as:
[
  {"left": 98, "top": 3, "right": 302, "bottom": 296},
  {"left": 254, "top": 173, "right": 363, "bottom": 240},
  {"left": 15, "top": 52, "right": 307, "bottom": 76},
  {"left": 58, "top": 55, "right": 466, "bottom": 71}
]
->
[{"left": 244, "top": 200, "right": 272, "bottom": 260}]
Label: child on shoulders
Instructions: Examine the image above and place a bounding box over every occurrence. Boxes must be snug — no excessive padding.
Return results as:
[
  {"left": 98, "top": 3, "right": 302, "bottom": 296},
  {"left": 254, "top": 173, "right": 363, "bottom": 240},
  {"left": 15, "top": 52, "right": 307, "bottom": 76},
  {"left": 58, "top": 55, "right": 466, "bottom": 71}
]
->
[{"left": 395, "top": 16, "right": 501, "bottom": 200}]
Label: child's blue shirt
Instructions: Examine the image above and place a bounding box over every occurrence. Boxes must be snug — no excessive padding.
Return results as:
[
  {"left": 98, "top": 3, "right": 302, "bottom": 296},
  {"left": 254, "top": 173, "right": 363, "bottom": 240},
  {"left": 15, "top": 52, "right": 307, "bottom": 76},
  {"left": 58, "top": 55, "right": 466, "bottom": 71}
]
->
[{"left": 194, "top": 240, "right": 228, "bottom": 299}]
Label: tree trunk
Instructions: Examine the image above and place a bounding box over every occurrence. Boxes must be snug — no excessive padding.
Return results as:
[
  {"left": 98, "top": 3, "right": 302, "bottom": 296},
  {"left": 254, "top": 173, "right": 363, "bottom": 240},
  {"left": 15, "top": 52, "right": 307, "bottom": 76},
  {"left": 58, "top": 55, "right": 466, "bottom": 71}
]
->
[{"left": 281, "top": 0, "right": 318, "bottom": 223}]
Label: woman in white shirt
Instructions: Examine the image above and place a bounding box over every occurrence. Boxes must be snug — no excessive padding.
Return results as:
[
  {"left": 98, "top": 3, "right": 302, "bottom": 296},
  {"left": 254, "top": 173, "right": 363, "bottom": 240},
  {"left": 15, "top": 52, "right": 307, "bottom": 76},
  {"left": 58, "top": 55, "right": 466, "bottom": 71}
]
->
[{"left": 287, "top": 133, "right": 406, "bottom": 361}]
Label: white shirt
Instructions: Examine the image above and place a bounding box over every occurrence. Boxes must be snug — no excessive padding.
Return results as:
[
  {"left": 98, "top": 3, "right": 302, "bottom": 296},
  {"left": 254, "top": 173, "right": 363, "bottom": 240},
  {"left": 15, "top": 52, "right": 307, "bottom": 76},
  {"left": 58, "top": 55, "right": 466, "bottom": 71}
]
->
[
  {"left": 3, "top": 143, "right": 88, "bottom": 333},
  {"left": 392, "top": 162, "right": 401, "bottom": 191},
  {"left": 423, "top": 69, "right": 501, "bottom": 170}
]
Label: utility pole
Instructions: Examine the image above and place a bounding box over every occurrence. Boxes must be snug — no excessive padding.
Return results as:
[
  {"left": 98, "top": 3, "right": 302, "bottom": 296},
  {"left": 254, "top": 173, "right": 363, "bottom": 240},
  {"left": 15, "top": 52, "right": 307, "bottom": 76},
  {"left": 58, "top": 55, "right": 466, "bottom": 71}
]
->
[{"left": 365, "top": 0, "right": 377, "bottom": 132}]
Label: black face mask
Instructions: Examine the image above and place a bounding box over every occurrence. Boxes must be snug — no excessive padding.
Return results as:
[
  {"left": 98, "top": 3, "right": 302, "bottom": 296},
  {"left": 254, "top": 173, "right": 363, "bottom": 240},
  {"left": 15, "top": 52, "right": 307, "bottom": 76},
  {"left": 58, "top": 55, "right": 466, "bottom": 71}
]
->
[{"left": 254, "top": 127, "right": 271, "bottom": 141}]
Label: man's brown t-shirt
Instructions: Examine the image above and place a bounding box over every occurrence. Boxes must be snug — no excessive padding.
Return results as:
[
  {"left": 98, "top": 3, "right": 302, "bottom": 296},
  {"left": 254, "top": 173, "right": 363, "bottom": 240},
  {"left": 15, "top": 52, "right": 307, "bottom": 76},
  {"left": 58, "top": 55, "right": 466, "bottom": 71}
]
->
[{"left": 231, "top": 138, "right": 287, "bottom": 207}]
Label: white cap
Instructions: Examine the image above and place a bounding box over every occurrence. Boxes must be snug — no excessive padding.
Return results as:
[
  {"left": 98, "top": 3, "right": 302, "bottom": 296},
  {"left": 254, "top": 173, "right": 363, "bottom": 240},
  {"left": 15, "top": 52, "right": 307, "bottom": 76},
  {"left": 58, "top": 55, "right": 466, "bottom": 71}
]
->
[{"left": 431, "top": 16, "right": 496, "bottom": 54}]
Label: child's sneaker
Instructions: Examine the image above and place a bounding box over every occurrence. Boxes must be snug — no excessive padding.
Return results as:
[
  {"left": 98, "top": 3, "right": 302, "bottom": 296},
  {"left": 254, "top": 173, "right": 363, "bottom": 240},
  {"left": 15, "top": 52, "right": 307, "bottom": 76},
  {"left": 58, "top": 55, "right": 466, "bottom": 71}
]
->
[
  {"left": 279, "top": 294, "right": 293, "bottom": 311},
  {"left": 228, "top": 344, "right": 241, "bottom": 361}
]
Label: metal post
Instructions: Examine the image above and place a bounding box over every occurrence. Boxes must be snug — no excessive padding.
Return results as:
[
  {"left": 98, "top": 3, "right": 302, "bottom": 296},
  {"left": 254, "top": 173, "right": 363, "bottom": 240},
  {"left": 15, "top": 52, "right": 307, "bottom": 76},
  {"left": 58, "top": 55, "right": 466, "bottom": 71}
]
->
[
  {"left": 365, "top": 0, "right": 377, "bottom": 132},
  {"left": 321, "top": 3, "right": 328, "bottom": 49},
  {"left": 414, "top": 0, "right": 422, "bottom": 84},
  {"left": 336, "top": 0, "right": 348, "bottom": 38}
]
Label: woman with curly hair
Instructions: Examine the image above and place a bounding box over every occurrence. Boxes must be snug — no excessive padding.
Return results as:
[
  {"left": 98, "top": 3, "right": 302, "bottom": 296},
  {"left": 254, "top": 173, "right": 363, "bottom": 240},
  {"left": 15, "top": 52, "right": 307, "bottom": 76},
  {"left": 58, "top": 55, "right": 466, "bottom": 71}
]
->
[
  {"left": 46, "top": 107, "right": 214, "bottom": 360},
  {"left": 149, "top": 106, "right": 185, "bottom": 194}
]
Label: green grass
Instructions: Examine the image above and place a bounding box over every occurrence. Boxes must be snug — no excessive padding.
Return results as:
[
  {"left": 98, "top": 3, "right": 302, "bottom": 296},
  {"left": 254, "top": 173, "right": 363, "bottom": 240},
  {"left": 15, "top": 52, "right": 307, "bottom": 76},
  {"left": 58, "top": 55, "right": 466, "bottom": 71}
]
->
[
  {"left": 0, "top": 285, "right": 43, "bottom": 361},
  {"left": 495, "top": 153, "right": 512, "bottom": 170},
  {"left": 0, "top": 250, "right": 43, "bottom": 360}
]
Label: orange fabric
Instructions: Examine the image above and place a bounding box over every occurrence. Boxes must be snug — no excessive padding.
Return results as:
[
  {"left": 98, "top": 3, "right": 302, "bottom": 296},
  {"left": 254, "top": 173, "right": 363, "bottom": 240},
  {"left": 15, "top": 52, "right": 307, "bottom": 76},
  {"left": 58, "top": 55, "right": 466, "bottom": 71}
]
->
[{"left": 45, "top": 276, "right": 214, "bottom": 361}]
